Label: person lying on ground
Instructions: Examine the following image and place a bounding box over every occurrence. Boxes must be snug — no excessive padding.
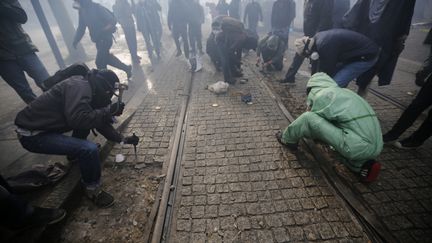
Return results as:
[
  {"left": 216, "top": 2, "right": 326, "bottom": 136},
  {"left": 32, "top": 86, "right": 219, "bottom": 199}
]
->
[
  {"left": 15, "top": 69, "right": 139, "bottom": 208},
  {"left": 256, "top": 33, "right": 286, "bottom": 72},
  {"left": 276, "top": 73, "right": 383, "bottom": 182}
]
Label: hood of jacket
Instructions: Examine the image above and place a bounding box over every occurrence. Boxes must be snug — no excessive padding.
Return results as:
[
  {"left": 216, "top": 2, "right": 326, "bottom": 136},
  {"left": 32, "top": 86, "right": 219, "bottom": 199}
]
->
[{"left": 306, "top": 72, "right": 337, "bottom": 106}]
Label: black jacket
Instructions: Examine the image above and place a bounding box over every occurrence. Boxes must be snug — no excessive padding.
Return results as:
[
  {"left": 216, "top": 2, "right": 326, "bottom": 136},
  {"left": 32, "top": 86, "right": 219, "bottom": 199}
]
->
[
  {"left": 332, "top": 0, "right": 350, "bottom": 28},
  {"left": 243, "top": 2, "right": 262, "bottom": 24},
  {"left": 425, "top": 28, "right": 432, "bottom": 45},
  {"left": 73, "top": 2, "right": 117, "bottom": 43},
  {"left": 314, "top": 29, "right": 379, "bottom": 77},
  {"left": 0, "top": 0, "right": 38, "bottom": 60},
  {"left": 342, "top": 0, "right": 415, "bottom": 86},
  {"left": 15, "top": 76, "right": 122, "bottom": 143},
  {"left": 271, "top": 0, "right": 295, "bottom": 29},
  {"left": 303, "top": 0, "right": 333, "bottom": 36}
]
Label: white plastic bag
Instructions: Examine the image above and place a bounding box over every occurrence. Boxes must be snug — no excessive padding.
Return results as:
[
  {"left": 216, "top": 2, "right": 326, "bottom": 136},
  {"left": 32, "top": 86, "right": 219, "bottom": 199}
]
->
[{"left": 207, "top": 81, "right": 229, "bottom": 94}]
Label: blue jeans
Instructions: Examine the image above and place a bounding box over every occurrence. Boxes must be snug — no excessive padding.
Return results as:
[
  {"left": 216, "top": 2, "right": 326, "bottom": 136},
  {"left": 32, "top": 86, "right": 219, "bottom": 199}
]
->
[
  {"left": 19, "top": 132, "right": 101, "bottom": 187},
  {"left": 0, "top": 53, "right": 49, "bottom": 104},
  {"left": 333, "top": 57, "right": 378, "bottom": 88}
]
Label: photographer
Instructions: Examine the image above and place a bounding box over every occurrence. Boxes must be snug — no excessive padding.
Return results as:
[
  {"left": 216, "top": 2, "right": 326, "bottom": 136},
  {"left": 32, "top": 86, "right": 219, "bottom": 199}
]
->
[{"left": 14, "top": 69, "right": 139, "bottom": 208}]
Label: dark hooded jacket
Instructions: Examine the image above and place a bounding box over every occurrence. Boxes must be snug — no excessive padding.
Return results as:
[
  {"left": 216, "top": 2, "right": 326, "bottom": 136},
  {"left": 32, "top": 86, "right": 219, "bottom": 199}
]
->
[
  {"left": 271, "top": 0, "right": 295, "bottom": 29},
  {"left": 15, "top": 76, "right": 122, "bottom": 143},
  {"left": 73, "top": 1, "right": 117, "bottom": 43},
  {"left": 312, "top": 29, "right": 379, "bottom": 77},
  {"left": 0, "top": 0, "right": 38, "bottom": 61},
  {"left": 243, "top": 2, "right": 263, "bottom": 26},
  {"left": 342, "top": 0, "right": 415, "bottom": 86},
  {"left": 303, "top": 0, "right": 333, "bottom": 36}
]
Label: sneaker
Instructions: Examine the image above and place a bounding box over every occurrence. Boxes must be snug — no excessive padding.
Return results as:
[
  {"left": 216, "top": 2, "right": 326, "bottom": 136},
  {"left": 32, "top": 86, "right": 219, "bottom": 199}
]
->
[
  {"left": 132, "top": 55, "right": 141, "bottom": 64},
  {"left": 275, "top": 131, "right": 298, "bottom": 150},
  {"left": 382, "top": 132, "right": 399, "bottom": 143},
  {"left": 393, "top": 138, "right": 422, "bottom": 149},
  {"left": 359, "top": 160, "right": 381, "bottom": 183},
  {"left": 86, "top": 188, "right": 115, "bottom": 208},
  {"left": 10, "top": 207, "right": 66, "bottom": 230}
]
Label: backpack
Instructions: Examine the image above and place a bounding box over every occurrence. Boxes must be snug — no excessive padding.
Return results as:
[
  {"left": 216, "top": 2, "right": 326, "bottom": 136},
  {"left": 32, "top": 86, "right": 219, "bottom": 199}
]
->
[{"left": 41, "top": 63, "right": 90, "bottom": 90}]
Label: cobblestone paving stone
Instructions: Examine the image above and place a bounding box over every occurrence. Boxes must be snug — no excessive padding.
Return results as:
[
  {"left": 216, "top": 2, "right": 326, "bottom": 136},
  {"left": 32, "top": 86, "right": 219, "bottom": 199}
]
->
[
  {"left": 258, "top": 53, "right": 432, "bottom": 243},
  {"left": 169, "top": 57, "right": 369, "bottom": 242},
  {"left": 59, "top": 50, "right": 193, "bottom": 242}
]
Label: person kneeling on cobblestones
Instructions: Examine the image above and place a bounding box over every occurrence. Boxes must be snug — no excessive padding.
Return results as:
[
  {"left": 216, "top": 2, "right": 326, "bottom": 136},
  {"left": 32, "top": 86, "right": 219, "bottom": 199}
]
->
[
  {"left": 276, "top": 73, "right": 383, "bottom": 182},
  {"left": 14, "top": 69, "right": 139, "bottom": 208}
]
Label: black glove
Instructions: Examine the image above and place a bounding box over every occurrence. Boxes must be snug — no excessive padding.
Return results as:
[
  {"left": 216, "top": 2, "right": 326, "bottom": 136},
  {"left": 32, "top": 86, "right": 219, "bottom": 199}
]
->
[
  {"left": 123, "top": 134, "right": 139, "bottom": 145},
  {"left": 110, "top": 102, "right": 125, "bottom": 116}
]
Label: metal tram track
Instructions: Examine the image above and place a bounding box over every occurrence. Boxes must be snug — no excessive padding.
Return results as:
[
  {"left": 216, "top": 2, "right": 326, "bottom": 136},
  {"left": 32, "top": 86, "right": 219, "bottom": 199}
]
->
[
  {"left": 148, "top": 67, "right": 195, "bottom": 243},
  {"left": 146, "top": 63, "right": 411, "bottom": 242},
  {"left": 248, "top": 64, "right": 397, "bottom": 243}
]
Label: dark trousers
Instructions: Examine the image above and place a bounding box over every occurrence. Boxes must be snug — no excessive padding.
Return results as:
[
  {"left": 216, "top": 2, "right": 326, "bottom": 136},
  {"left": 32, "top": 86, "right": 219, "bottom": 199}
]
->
[
  {"left": 121, "top": 24, "right": 139, "bottom": 60},
  {"left": 416, "top": 45, "right": 432, "bottom": 82},
  {"left": 189, "top": 23, "right": 203, "bottom": 54},
  {"left": 0, "top": 175, "right": 31, "bottom": 229},
  {"left": 19, "top": 132, "right": 101, "bottom": 187},
  {"left": 386, "top": 76, "right": 432, "bottom": 144},
  {"left": 285, "top": 53, "right": 305, "bottom": 80},
  {"left": 172, "top": 24, "right": 190, "bottom": 59},
  {"left": 95, "top": 36, "right": 129, "bottom": 72},
  {"left": 0, "top": 53, "right": 49, "bottom": 104}
]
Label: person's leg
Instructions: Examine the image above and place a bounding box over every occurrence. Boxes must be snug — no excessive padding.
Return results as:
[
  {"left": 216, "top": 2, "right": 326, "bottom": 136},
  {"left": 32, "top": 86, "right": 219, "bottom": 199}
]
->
[
  {"left": 281, "top": 112, "right": 367, "bottom": 172},
  {"left": 0, "top": 60, "right": 37, "bottom": 103},
  {"left": 197, "top": 25, "right": 203, "bottom": 54},
  {"left": 415, "top": 45, "right": 432, "bottom": 86},
  {"left": 18, "top": 53, "right": 50, "bottom": 90},
  {"left": 19, "top": 133, "right": 101, "bottom": 187},
  {"left": 150, "top": 28, "right": 161, "bottom": 58},
  {"left": 283, "top": 53, "right": 305, "bottom": 82},
  {"left": 142, "top": 30, "right": 155, "bottom": 59},
  {"left": 122, "top": 24, "right": 139, "bottom": 62},
  {"left": 172, "top": 27, "right": 182, "bottom": 55},
  {"left": 180, "top": 24, "right": 190, "bottom": 59},
  {"left": 384, "top": 78, "right": 432, "bottom": 141},
  {"left": 188, "top": 24, "right": 197, "bottom": 56},
  {"left": 333, "top": 58, "right": 378, "bottom": 88},
  {"left": 95, "top": 38, "right": 110, "bottom": 69},
  {"left": 99, "top": 36, "right": 131, "bottom": 75},
  {"left": 217, "top": 41, "right": 234, "bottom": 84}
]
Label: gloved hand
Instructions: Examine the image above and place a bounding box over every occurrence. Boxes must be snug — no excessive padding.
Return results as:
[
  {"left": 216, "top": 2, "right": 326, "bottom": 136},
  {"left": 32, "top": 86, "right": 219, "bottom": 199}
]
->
[
  {"left": 110, "top": 102, "right": 125, "bottom": 116},
  {"left": 123, "top": 134, "right": 139, "bottom": 145}
]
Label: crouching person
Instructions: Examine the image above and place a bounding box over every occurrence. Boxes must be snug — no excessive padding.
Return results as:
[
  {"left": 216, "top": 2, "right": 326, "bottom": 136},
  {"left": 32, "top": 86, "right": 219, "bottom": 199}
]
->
[
  {"left": 256, "top": 33, "right": 286, "bottom": 71},
  {"left": 14, "top": 69, "right": 139, "bottom": 208},
  {"left": 276, "top": 73, "right": 383, "bottom": 182}
]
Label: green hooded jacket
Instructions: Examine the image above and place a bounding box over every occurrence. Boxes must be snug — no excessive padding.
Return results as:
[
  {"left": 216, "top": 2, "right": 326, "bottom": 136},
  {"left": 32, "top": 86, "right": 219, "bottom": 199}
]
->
[{"left": 284, "top": 73, "right": 383, "bottom": 171}]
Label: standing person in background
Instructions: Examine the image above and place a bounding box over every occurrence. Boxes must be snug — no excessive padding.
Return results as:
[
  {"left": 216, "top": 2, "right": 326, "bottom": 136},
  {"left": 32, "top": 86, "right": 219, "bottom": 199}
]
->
[
  {"left": 135, "top": 0, "right": 163, "bottom": 62},
  {"left": 73, "top": 0, "right": 132, "bottom": 79},
  {"left": 216, "top": 0, "right": 229, "bottom": 15},
  {"left": 279, "top": 0, "right": 333, "bottom": 83},
  {"left": 189, "top": 0, "right": 205, "bottom": 56},
  {"left": 229, "top": 0, "right": 241, "bottom": 19},
  {"left": 0, "top": 0, "right": 50, "bottom": 104},
  {"left": 168, "top": 0, "right": 190, "bottom": 58},
  {"left": 243, "top": 0, "right": 263, "bottom": 34},
  {"left": 112, "top": 0, "right": 141, "bottom": 64},
  {"left": 332, "top": 0, "right": 350, "bottom": 28},
  {"left": 342, "top": 0, "right": 416, "bottom": 96},
  {"left": 270, "top": 0, "right": 296, "bottom": 45}
]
